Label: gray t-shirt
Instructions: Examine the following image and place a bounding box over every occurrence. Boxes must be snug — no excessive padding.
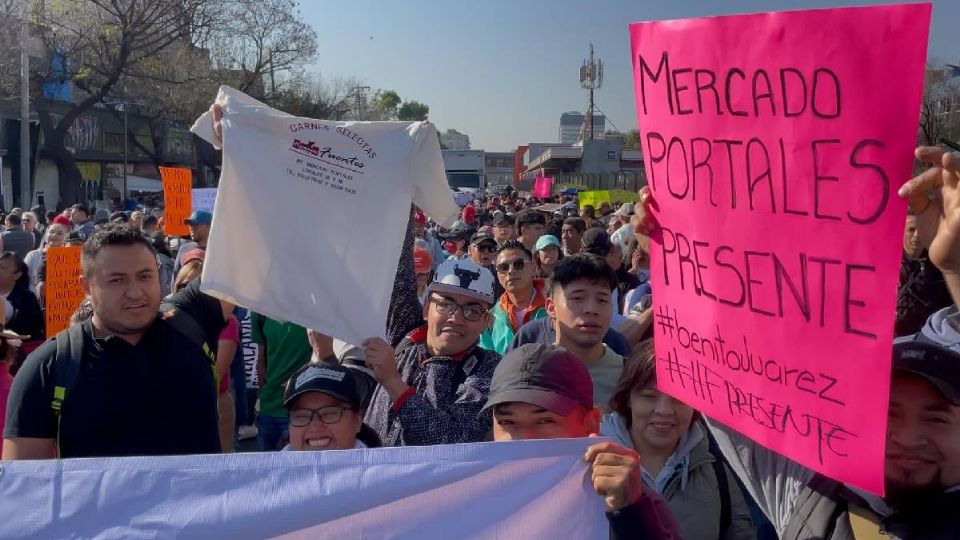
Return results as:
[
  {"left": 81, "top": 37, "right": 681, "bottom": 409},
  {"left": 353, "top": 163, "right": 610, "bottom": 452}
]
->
[{"left": 587, "top": 345, "right": 623, "bottom": 407}]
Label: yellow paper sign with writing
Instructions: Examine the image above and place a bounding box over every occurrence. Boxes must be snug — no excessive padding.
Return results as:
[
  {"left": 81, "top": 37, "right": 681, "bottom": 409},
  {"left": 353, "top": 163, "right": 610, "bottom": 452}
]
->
[{"left": 578, "top": 190, "right": 611, "bottom": 210}]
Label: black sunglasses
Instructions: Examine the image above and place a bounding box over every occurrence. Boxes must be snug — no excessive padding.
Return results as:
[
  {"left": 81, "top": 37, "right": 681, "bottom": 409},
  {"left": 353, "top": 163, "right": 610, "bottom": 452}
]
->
[{"left": 495, "top": 259, "right": 527, "bottom": 273}]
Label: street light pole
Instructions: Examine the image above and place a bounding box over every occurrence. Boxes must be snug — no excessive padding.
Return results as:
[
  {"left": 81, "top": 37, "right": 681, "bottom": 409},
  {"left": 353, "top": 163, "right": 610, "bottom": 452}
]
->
[
  {"left": 19, "top": 0, "right": 30, "bottom": 209},
  {"left": 122, "top": 82, "right": 128, "bottom": 204}
]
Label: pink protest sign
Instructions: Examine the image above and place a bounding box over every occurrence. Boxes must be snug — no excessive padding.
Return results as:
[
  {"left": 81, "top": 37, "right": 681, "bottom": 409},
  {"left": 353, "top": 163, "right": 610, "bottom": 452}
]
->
[
  {"left": 629, "top": 3, "right": 930, "bottom": 493},
  {"left": 533, "top": 177, "right": 553, "bottom": 198}
]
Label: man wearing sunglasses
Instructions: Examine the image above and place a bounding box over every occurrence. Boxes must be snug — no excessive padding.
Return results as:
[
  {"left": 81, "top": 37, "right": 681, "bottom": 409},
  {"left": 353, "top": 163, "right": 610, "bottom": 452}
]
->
[
  {"left": 281, "top": 363, "right": 381, "bottom": 451},
  {"left": 362, "top": 258, "right": 499, "bottom": 446},
  {"left": 480, "top": 241, "right": 548, "bottom": 355},
  {"left": 467, "top": 232, "right": 498, "bottom": 268},
  {"left": 468, "top": 232, "right": 504, "bottom": 301}
]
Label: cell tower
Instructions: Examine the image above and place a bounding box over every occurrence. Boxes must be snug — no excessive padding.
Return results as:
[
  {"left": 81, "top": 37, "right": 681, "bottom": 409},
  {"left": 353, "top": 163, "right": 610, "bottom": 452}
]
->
[{"left": 579, "top": 43, "right": 604, "bottom": 142}]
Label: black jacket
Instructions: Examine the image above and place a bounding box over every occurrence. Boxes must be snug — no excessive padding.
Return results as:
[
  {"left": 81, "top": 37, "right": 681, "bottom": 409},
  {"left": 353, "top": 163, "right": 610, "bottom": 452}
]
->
[
  {"left": 7, "top": 285, "right": 43, "bottom": 340},
  {"left": 608, "top": 491, "right": 685, "bottom": 539}
]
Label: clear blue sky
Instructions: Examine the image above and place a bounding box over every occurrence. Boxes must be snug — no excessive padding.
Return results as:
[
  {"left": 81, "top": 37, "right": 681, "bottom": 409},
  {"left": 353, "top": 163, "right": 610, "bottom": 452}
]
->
[{"left": 301, "top": 0, "right": 958, "bottom": 152}]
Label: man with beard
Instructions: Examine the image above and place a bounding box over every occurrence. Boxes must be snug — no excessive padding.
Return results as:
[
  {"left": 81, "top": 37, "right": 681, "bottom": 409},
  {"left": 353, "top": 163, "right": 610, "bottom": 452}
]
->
[
  {"left": 706, "top": 340, "right": 960, "bottom": 540},
  {"left": 635, "top": 145, "right": 960, "bottom": 539}
]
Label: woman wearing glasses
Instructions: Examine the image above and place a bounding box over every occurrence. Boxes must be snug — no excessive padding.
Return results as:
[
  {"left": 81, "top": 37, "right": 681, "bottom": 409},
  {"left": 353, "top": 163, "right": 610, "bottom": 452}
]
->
[{"left": 281, "top": 362, "right": 381, "bottom": 451}]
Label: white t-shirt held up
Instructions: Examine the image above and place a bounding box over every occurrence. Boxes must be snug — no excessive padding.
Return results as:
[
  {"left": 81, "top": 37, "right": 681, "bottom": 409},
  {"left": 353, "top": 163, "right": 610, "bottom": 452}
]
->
[{"left": 191, "top": 86, "right": 457, "bottom": 345}]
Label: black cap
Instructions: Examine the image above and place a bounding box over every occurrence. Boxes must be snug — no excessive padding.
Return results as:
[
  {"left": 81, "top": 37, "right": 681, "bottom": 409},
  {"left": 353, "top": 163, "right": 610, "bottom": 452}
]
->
[
  {"left": 439, "top": 222, "right": 474, "bottom": 240},
  {"left": 470, "top": 232, "right": 497, "bottom": 247},
  {"left": 483, "top": 343, "right": 594, "bottom": 415},
  {"left": 492, "top": 213, "right": 514, "bottom": 227},
  {"left": 582, "top": 228, "right": 612, "bottom": 256},
  {"left": 283, "top": 363, "right": 363, "bottom": 410},
  {"left": 893, "top": 339, "right": 960, "bottom": 405}
]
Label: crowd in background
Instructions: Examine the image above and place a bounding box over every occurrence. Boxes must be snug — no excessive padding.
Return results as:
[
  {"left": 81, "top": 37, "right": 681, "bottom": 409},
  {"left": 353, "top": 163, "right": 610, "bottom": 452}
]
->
[{"left": 0, "top": 143, "right": 958, "bottom": 540}]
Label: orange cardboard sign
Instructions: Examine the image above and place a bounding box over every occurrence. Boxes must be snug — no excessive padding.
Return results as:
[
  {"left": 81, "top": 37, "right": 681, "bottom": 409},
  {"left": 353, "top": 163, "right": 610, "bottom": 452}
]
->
[
  {"left": 161, "top": 166, "right": 192, "bottom": 236},
  {"left": 44, "top": 246, "right": 85, "bottom": 338}
]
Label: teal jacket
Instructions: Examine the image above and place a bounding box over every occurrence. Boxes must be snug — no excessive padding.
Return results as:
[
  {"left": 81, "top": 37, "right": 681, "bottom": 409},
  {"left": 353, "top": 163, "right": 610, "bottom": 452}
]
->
[{"left": 479, "top": 296, "right": 548, "bottom": 355}]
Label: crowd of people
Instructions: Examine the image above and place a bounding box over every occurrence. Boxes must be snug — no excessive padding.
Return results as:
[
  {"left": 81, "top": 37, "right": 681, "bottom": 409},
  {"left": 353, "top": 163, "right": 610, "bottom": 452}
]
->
[{"left": 0, "top": 106, "right": 958, "bottom": 539}]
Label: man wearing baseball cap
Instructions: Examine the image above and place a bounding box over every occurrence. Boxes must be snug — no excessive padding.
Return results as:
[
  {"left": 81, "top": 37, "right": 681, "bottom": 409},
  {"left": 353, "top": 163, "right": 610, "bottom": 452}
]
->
[
  {"left": 438, "top": 222, "right": 473, "bottom": 261},
  {"left": 468, "top": 231, "right": 504, "bottom": 301},
  {"left": 467, "top": 232, "right": 497, "bottom": 269},
  {"left": 280, "top": 363, "right": 381, "bottom": 451},
  {"left": 484, "top": 343, "right": 683, "bottom": 539},
  {"left": 362, "top": 257, "right": 500, "bottom": 446},
  {"left": 171, "top": 210, "right": 213, "bottom": 290},
  {"left": 702, "top": 339, "right": 960, "bottom": 539}
]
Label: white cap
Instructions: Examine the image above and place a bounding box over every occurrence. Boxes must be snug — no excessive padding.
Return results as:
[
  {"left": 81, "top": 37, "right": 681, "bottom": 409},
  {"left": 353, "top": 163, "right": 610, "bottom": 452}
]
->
[
  {"left": 427, "top": 259, "right": 495, "bottom": 305},
  {"left": 615, "top": 202, "right": 634, "bottom": 217}
]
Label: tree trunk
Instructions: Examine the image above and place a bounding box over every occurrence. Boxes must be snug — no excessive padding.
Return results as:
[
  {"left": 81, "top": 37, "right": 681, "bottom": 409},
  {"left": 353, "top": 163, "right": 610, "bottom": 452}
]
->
[{"left": 37, "top": 108, "right": 84, "bottom": 205}]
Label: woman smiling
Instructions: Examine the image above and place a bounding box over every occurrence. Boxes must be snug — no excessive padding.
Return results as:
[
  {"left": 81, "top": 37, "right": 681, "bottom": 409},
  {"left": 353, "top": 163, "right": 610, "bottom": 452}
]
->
[{"left": 601, "top": 340, "right": 757, "bottom": 540}]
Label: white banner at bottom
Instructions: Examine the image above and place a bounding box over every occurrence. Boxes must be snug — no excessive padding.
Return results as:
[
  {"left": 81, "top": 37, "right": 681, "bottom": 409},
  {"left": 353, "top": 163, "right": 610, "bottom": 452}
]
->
[{"left": 0, "top": 439, "right": 607, "bottom": 539}]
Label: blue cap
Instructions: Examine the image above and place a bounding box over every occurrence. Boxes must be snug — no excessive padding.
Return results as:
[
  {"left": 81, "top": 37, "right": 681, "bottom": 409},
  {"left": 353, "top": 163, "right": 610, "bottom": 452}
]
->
[
  {"left": 534, "top": 234, "right": 561, "bottom": 252},
  {"left": 184, "top": 210, "right": 213, "bottom": 225}
]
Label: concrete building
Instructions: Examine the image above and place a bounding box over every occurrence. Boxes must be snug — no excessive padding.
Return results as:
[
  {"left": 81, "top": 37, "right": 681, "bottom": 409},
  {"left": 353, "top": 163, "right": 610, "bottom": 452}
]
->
[
  {"left": 518, "top": 137, "right": 644, "bottom": 194},
  {"left": 484, "top": 152, "right": 514, "bottom": 186},
  {"left": 559, "top": 111, "right": 605, "bottom": 144},
  {"left": 439, "top": 129, "right": 471, "bottom": 150}
]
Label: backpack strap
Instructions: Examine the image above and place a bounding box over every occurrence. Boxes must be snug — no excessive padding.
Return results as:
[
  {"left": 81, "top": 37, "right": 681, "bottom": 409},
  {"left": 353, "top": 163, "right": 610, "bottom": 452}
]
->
[
  {"left": 707, "top": 434, "right": 732, "bottom": 538},
  {"left": 160, "top": 303, "right": 215, "bottom": 364},
  {"left": 50, "top": 323, "right": 86, "bottom": 457},
  {"left": 160, "top": 304, "right": 218, "bottom": 398}
]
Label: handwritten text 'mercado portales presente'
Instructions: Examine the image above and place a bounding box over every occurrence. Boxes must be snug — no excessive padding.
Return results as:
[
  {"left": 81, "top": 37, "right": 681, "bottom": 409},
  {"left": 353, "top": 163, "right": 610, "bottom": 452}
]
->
[
  {"left": 636, "top": 51, "right": 902, "bottom": 465},
  {"left": 639, "top": 52, "right": 887, "bottom": 340}
]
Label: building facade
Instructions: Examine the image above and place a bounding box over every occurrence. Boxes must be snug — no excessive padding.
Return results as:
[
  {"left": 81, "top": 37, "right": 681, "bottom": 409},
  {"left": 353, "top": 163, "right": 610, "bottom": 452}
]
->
[
  {"left": 439, "top": 129, "right": 471, "bottom": 150},
  {"left": 559, "top": 111, "right": 605, "bottom": 144},
  {"left": 484, "top": 152, "right": 514, "bottom": 186}
]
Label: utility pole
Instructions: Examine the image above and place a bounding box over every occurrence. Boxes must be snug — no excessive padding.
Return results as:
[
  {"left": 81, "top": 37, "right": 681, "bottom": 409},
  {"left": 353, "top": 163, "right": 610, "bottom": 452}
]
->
[
  {"left": 19, "top": 0, "right": 30, "bottom": 208},
  {"left": 122, "top": 81, "right": 128, "bottom": 203},
  {"left": 579, "top": 43, "right": 604, "bottom": 142},
  {"left": 352, "top": 85, "right": 369, "bottom": 120}
]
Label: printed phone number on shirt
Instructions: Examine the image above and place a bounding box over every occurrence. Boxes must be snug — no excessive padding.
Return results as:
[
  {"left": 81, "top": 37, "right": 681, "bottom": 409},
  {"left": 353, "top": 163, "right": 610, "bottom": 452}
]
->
[{"left": 287, "top": 166, "right": 358, "bottom": 195}]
